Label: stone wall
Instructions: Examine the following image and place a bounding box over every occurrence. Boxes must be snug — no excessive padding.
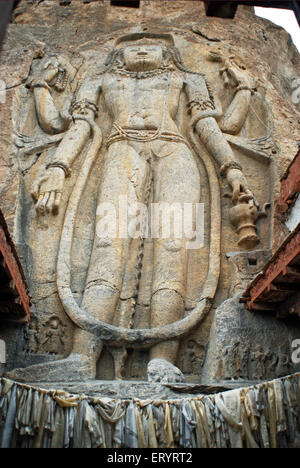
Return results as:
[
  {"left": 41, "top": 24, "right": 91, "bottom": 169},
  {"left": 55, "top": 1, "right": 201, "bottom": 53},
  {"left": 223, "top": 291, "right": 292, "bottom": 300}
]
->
[{"left": 0, "top": 0, "right": 299, "bottom": 382}]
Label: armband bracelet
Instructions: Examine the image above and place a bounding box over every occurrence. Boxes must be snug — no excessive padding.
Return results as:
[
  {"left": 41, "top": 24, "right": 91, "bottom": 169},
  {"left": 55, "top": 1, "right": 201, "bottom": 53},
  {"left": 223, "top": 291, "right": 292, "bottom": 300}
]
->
[
  {"left": 46, "top": 162, "right": 72, "bottom": 178},
  {"left": 30, "top": 81, "right": 51, "bottom": 92},
  {"left": 220, "top": 161, "right": 243, "bottom": 176},
  {"left": 71, "top": 99, "right": 99, "bottom": 117},
  {"left": 187, "top": 99, "right": 215, "bottom": 114},
  {"left": 234, "top": 85, "right": 256, "bottom": 96}
]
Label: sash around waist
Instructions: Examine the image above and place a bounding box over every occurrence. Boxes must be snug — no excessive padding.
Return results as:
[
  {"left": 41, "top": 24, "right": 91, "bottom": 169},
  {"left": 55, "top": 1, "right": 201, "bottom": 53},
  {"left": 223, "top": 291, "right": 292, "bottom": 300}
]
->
[{"left": 106, "top": 123, "right": 188, "bottom": 148}]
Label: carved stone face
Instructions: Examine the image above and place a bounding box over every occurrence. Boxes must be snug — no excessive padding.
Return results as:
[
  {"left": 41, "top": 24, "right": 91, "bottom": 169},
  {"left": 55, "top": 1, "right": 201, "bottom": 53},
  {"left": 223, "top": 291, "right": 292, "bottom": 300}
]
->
[{"left": 123, "top": 45, "right": 163, "bottom": 72}]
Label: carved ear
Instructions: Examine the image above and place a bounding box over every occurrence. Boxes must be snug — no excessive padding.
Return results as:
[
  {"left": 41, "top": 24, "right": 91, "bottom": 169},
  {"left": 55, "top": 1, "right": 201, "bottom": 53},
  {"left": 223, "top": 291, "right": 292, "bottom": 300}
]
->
[
  {"left": 172, "top": 47, "right": 183, "bottom": 65},
  {"left": 105, "top": 49, "right": 121, "bottom": 66},
  {"left": 54, "top": 68, "right": 68, "bottom": 92},
  {"left": 105, "top": 50, "right": 114, "bottom": 66}
]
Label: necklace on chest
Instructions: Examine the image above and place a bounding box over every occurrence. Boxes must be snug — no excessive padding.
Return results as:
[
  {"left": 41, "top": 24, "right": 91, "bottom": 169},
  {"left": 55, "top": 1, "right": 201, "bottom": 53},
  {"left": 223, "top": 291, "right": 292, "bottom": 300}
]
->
[{"left": 111, "top": 66, "right": 174, "bottom": 79}]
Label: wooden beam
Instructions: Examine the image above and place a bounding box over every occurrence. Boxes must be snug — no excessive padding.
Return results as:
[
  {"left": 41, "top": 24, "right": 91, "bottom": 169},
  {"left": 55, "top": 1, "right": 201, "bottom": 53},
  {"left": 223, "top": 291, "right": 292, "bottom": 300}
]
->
[
  {"left": 246, "top": 301, "right": 277, "bottom": 311},
  {"left": 242, "top": 223, "right": 300, "bottom": 310},
  {"left": 0, "top": 211, "right": 31, "bottom": 320},
  {"left": 204, "top": 1, "right": 238, "bottom": 18},
  {"left": 0, "top": 0, "right": 16, "bottom": 50}
]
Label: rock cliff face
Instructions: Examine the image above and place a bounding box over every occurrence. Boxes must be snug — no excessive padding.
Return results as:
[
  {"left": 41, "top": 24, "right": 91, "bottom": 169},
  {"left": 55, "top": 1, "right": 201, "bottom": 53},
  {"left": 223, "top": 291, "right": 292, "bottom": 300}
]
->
[{"left": 0, "top": 0, "right": 299, "bottom": 382}]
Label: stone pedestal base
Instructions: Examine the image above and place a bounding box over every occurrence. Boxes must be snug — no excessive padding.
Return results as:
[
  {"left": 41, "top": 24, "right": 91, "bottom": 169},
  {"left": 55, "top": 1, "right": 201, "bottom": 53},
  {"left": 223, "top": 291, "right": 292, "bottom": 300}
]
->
[{"left": 22, "top": 379, "right": 254, "bottom": 400}]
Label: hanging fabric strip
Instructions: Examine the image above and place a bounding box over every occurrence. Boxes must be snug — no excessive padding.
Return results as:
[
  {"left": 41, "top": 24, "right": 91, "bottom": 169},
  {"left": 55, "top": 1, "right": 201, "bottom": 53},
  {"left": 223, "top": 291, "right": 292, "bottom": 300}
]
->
[{"left": 0, "top": 373, "right": 299, "bottom": 448}]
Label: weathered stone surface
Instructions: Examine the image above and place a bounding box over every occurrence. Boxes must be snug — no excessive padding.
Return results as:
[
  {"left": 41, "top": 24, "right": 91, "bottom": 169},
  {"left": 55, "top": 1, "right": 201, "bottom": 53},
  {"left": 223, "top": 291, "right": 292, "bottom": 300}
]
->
[
  {"left": 201, "top": 295, "right": 300, "bottom": 383},
  {"left": 0, "top": 0, "right": 299, "bottom": 383},
  {"left": 15, "top": 379, "right": 251, "bottom": 400},
  {"left": 5, "top": 353, "right": 98, "bottom": 382},
  {"left": 147, "top": 358, "right": 186, "bottom": 384}
]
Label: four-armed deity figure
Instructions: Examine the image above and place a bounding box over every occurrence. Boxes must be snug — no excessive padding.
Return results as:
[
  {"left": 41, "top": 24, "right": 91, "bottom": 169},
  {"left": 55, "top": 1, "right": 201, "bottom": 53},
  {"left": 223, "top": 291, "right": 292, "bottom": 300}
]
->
[{"left": 8, "top": 33, "right": 256, "bottom": 383}]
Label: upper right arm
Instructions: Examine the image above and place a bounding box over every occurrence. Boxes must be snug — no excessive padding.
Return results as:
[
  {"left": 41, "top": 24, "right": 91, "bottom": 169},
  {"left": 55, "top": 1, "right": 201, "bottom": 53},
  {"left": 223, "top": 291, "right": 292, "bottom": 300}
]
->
[{"left": 75, "top": 77, "right": 101, "bottom": 104}]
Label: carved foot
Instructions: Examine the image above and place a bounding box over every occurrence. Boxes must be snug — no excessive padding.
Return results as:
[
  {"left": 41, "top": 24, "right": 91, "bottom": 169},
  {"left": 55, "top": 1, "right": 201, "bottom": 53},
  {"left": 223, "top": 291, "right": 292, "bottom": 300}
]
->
[
  {"left": 147, "top": 358, "right": 186, "bottom": 384},
  {"left": 5, "top": 353, "right": 96, "bottom": 383},
  {"left": 110, "top": 347, "right": 127, "bottom": 380}
]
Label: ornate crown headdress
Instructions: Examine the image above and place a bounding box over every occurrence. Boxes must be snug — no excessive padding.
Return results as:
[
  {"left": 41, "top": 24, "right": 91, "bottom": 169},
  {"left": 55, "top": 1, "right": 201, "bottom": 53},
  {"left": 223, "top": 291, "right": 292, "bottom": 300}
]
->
[
  {"left": 114, "top": 32, "right": 176, "bottom": 49},
  {"left": 103, "top": 32, "right": 184, "bottom": 69}
]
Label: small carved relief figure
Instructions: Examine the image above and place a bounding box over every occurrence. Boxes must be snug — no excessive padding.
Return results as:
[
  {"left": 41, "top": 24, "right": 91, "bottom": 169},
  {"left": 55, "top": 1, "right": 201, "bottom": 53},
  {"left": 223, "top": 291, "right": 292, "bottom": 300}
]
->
[
  {"left": 219, "top": 343, "right": 244, "bottom": 380},
  {"left": 221, "top": 342, "right": 251, "bottom": 380},
  {"left": 249, "top": 345, "right": 265, "bottom": 380},
  {"left": 41, "top": 316, "right": 65, "bottom": 355},
  {"left": 263, "top": 350, "right": 278, "bottom": 380},
  {"left": 232, "top": 342, "right": 243, "bottom": 379},
  {"left": 276, "top": 347, "right": 291, "bottom": 377},
  {"left": 26, "top": 319, "right": 39, "bottom": 354},
  {"left": 239, "top": 345, "right": 249, "bottom": 379},
  {"left": 109, "top": 346, "right": 127, "bottom": 380},
  {"left": 130, "top": 351, "right": 146, "bottom": 379},
  {"left": 181, "top": 340, "right": 201, "bottom": 375},
  {"left": 220, "top": 346, "right": 233, "bottom": 380},
  {"left": 8, "top": 32, "right": 269, "bottom": 384}
]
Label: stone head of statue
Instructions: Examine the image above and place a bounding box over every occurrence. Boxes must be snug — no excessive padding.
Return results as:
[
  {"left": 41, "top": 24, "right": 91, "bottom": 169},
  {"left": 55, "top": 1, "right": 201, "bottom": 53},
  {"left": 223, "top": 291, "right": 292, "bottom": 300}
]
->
[
  {"left": 123, "top": 43, "right": 164, "bottom": 72},
  {"left": 104, "top": 33, "right": 185, "bottom": 74}
]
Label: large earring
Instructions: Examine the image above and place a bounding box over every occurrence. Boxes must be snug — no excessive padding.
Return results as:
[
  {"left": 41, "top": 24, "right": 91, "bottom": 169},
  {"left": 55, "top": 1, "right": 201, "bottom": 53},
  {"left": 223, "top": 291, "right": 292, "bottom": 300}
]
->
[
  {"left": 54, "top": 68, "right": 68, "bottom": 92},
  {"left": 162, "top": 49, "right": 170, "bottom": 67}
]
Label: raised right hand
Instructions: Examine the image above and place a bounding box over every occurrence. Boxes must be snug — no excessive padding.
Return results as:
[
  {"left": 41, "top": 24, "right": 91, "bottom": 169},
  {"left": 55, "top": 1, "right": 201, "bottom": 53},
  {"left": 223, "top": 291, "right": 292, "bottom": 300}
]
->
[
  {"left": 27, "top": 56, "right": 60, "bottom": 89},
  {"left": 31, "top": 167, "right": 65, "bottom": 215}
]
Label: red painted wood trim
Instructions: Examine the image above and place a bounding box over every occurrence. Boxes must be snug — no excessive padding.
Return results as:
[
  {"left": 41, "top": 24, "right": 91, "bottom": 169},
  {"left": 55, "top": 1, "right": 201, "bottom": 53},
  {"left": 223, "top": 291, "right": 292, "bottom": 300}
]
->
[
  {"left": 279, "top": 150, "right": 300, "bottom": 210},
  {"left": 243, "top": 224, "right": 300, "bottom": 310},
  {"left": 0, "top": 215, "right": 30, "bottom": 320}
]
